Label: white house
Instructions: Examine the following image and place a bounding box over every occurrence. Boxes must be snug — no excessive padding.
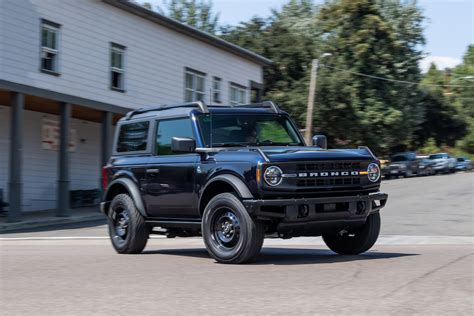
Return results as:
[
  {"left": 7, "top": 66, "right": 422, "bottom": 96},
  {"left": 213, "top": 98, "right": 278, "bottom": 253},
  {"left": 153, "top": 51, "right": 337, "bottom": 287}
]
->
[{"left": 0, "top": 0, "right": 270, "bottom": 219}]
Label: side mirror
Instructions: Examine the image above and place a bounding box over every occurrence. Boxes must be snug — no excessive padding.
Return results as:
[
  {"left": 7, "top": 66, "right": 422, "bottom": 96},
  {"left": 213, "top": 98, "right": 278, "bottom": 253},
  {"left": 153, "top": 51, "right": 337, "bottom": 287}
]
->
[
  {"left": 312, "top": 135, "right": 327, "bottom": 150},
  {"left": 171, "top": 137, "right": 196, "bottom": 153}
]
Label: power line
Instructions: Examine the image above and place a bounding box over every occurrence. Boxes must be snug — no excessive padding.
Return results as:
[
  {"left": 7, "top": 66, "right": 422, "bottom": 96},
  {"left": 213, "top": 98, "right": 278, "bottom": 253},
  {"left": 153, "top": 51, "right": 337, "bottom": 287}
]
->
[{"left": 321, "top": 64, "right": 474, "bottom": 88}]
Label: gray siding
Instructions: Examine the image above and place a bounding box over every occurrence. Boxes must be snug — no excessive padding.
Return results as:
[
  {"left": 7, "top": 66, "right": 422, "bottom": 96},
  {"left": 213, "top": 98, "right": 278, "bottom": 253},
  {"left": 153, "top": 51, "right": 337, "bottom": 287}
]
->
[
  {"left": 0, "top": 105, "right": 107, "bottom": 211},
  {"left": 0, "top": 0, "right": 263, "bottom": 109}
]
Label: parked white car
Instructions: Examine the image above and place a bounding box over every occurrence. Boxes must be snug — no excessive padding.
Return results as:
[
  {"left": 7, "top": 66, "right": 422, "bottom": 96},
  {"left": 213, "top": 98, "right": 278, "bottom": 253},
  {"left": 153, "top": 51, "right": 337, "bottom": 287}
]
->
[{"left": 428, "top": 153, "right": 457, "bottom": 174}]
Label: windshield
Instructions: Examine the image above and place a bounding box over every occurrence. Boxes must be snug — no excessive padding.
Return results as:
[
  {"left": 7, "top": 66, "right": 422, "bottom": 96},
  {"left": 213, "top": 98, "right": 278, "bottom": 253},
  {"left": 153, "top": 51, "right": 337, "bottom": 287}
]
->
[
  {"left": 197, "top": 114, "right": 304, "bottom": 147},
  {"left": 391, "top": 155, "right": 407, "bottom": 162},
  {"left": 429, "top": 154, "right": 447, "bottom": 159}
]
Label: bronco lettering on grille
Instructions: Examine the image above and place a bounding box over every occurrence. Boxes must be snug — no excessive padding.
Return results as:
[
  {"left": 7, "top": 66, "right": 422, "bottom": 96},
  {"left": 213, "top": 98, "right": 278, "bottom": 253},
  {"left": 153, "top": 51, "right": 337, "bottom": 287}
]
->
[{"left": 291, "top": 171, "right": 360, "bottom": 177}]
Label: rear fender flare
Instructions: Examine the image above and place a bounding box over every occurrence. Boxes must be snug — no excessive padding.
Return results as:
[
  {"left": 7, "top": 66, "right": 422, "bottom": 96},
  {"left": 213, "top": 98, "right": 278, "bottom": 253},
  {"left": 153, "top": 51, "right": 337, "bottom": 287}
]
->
[{"left": 104, "top": 178, "right": 147, "bottom": 217}]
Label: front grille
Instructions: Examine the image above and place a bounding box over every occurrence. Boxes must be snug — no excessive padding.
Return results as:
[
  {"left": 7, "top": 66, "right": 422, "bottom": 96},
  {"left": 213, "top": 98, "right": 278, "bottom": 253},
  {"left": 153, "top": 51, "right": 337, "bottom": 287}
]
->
[
  {"left": 297, "top": 177, "right": 361, "bottom": 187},
  {"left": 297, "top": 162, "right": 361, "bottom": 172}
]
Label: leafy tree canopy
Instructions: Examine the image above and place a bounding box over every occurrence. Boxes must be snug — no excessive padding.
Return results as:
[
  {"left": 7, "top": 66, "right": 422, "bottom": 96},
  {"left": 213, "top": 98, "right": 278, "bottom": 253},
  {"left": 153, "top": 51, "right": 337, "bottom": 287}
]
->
[{"left": 142, "top": 0, "right": 219, "bottom": 34}]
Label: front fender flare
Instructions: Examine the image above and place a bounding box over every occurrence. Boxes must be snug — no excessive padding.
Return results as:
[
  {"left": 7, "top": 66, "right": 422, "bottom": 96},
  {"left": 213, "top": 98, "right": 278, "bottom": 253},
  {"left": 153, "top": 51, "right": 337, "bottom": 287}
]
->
[
  {"left": 201, "top": 174, "right": 253, "bottom": 200},
  {"left": 103, "top": 178, "right": 147, "bottom": 217}
]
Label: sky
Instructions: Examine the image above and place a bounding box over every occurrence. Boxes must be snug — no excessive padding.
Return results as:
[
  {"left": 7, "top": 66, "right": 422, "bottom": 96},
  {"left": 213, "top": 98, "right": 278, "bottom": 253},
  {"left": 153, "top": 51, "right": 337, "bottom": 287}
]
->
[{"left": 148, "top": 0, "right": 474, "bottom": 72}]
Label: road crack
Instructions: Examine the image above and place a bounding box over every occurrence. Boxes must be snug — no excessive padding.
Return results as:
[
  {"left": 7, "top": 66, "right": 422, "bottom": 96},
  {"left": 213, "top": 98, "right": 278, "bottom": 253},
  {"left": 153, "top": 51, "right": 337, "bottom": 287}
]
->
[{"left": 381, "top": 252, "right": 474, "bottom": 298}]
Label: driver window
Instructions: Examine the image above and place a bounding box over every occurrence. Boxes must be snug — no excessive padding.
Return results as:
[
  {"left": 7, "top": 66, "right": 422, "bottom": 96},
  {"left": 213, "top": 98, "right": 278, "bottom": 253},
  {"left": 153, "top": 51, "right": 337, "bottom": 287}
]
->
[{"left": 155, "top": 118, "right": 194, "bottom": 155}]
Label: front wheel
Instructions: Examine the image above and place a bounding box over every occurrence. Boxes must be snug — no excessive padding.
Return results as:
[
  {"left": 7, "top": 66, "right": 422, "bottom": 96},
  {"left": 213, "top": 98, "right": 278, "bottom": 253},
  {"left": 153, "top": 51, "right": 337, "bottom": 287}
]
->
[
  {"left": 202, "top": 193, "right": 265, "bottom": 264},
  {"left": 322, "top": 212, "right": 381, "bottom": 255}
]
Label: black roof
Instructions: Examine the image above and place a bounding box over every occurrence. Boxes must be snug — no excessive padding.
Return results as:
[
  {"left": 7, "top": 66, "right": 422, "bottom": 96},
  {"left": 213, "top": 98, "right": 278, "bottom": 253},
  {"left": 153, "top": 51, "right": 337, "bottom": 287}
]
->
[{"left": 102, "top": 0, "right": 272, "bottom": 66}]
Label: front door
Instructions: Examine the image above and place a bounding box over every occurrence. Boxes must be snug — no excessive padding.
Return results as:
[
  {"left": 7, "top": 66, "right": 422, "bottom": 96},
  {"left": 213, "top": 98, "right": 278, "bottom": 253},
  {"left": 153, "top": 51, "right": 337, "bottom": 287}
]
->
[{"left": 143, "top": 117, "right": 199, "bottom": 219}]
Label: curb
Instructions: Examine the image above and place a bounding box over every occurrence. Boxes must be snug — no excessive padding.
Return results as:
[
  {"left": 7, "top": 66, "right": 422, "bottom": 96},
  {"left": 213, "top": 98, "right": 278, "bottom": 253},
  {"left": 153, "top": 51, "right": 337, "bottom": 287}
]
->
[{"left": 0, "top": 214, "right": 105, "bottom": 233}]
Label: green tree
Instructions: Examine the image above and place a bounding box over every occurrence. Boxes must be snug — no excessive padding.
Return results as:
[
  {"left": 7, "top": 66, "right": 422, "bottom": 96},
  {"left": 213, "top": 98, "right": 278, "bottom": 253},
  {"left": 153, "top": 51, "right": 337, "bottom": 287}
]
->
[
  {"left": 222, "top": 0, "right": 427, "bottom": 155},
  {"left": 154, "top": 0, "right": 220, "bottom": 34},
  {"left": 414, "top": 64, "right": 467, "bottom": 148},
  {"left": 451, "top": 45, "right": 474, "bottom": 153},
  {"left": 314, "top": 0, "right": 425, "bottom": 154}
]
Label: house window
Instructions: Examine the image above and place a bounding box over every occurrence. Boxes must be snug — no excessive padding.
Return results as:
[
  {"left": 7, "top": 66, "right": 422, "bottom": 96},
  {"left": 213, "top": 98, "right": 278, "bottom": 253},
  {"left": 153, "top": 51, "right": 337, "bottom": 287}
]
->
[
  {"left": 185, "top": 69, "right": 205, "bottom": 102},
  {"left": 230, "top": 83, "right": 247, "bottom": 105},
  {"left": 212, "top": 77, "right": 222, "bottom": 103},
  {"left": 40, "top": 20, "right": 60, "bottom": 74},
  {"left": 110, "top": 43, "right": 126, "bottom": 91}
]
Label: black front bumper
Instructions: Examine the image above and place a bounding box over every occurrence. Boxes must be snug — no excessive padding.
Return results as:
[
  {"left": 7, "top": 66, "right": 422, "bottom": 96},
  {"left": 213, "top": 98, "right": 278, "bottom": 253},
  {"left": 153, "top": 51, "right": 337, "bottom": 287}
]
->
[{"left": 242, "top": 192, "right": 387, "bottom": 234}]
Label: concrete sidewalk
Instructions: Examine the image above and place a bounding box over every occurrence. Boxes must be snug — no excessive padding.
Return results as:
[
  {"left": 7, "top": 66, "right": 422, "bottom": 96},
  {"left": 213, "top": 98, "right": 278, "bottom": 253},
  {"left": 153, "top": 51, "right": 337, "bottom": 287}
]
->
[{"left": 0, "top": 207, "right": 105, "bottom": 233}]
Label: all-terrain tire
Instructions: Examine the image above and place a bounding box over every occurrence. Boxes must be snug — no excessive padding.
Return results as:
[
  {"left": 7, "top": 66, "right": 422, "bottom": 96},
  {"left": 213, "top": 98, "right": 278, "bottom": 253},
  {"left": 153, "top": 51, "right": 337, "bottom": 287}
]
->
[
  {"left": 107, "top": 193, "right": 149, "bottom": 254},
  {"left": 202, "top": 193, "right": 265, "bottom": 264},
  {"left": 322, "top": 212, "right": 381, "bottom": 255}
]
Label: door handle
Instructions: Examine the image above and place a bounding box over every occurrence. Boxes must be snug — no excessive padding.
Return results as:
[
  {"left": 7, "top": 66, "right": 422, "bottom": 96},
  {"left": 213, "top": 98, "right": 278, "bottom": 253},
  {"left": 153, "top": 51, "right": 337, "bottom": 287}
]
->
[{"left": 146, "top": 169, "right": 160, "bottom": 174}]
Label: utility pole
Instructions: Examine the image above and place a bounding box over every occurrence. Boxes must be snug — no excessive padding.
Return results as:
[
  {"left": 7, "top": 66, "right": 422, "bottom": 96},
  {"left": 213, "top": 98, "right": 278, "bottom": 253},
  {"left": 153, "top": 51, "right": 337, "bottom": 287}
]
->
[
  {"left": 305, "top": 53, "right": 331, "bottom": 144},
  {"left": 305, "top": 59, "right": 319, "bottom": 145}
]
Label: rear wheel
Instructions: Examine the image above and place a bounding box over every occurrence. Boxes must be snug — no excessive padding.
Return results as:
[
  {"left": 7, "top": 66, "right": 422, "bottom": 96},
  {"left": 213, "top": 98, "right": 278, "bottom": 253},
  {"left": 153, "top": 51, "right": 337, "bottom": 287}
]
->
[
  {"left": 107, "top": 193, "right": 149, "bottom": 254},
  {"left": 202, "top": 193, "right": 264, "bottom": 264},
  {"left": 322, "top": 212, "right": 381, "bottom": 255}
]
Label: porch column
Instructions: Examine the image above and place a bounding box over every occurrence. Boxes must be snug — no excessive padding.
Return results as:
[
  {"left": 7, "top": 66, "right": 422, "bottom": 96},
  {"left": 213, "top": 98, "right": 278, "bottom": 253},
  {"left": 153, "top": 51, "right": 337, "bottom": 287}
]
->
[
  {"left": 56, "top": 102, "right": 71, "bottom": 217},
  {"left": 7, "top": 92, "right": 24, "bottom": 222},
  {"left": 101, "top": 111, "right": 113, "bottom": 167}
]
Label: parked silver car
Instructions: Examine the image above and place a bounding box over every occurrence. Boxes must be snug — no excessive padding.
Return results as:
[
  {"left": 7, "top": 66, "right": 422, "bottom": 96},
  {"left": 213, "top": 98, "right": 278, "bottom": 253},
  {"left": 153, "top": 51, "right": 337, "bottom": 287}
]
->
[
  {"left": 428, "top": 153, "right": 456, "bottom": 174},
  {"left": 456, "top": 157, "right": 472, "bottom": 171},
  {"left": 383, "top": 152, "right": 420, "bottom": 178}
]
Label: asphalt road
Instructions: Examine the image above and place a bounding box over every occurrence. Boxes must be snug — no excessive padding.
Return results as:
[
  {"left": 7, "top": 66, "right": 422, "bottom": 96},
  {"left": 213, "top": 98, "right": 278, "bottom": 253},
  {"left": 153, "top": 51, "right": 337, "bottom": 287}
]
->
[{"left": 1, "top": 172, "right": 473, "bottom": 315}]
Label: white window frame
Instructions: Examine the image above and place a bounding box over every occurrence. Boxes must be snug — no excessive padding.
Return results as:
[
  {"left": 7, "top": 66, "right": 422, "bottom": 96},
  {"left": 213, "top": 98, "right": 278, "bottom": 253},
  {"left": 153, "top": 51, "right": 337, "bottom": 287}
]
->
[
  {"left": 40, "top": 20, "right": 60, "bottom": 74},
  {"left": 230, "top": 83, "right": 247, "bottom": 105},
  {"left": 185, "top": 68, "right": 206, "bottom": 102},
  {"left": 212, "top": 77, "right": 222, "bottom": 104},
  {"left": 110, "top": 43, "right": 126, "bottom": 91}
]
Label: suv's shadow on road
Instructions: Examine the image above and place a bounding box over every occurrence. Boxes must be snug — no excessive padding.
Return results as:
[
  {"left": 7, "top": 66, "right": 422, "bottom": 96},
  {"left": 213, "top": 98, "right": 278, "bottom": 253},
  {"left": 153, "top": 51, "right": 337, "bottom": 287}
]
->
[{"left": 143, "top": 247, "right": 418, "bottom": 265}]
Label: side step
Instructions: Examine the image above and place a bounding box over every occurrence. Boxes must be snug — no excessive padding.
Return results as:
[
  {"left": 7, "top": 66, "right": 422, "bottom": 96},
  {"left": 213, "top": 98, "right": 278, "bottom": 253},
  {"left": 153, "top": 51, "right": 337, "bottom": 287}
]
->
[{"left": 145, "top": 219, "right": 202, "bottom": 229}]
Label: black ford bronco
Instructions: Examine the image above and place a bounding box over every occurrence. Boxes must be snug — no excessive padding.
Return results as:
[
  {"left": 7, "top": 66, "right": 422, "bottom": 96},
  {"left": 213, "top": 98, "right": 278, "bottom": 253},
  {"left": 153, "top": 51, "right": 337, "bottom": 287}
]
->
[{"left": 101, "top": 101, "right": 387, "bottom": 264}]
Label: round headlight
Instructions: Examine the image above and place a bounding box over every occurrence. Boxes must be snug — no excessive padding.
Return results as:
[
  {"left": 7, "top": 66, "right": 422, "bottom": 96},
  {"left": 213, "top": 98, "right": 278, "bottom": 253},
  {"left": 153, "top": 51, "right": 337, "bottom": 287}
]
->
[
  {"left": 367, "top": 163, "right": 381, "bottom": 182},
  {"left": 264, "top": 166, "right": 283, "bottom": 186}
]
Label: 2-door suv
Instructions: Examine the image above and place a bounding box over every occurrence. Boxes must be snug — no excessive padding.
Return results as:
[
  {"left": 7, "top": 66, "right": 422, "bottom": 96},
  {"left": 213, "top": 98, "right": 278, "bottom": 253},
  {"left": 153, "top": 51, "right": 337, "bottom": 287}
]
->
[{"left": 101, "top": 101, "right": 388, "bottom": 264}]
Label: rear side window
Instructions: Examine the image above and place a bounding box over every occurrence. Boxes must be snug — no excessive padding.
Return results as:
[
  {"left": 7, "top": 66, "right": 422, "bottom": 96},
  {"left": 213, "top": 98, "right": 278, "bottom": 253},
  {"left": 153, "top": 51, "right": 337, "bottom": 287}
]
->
[
  {"left": 116, "top": 121, "right": 149, "bottom": 152},
  {"left": 156, "top": 118, "right": 194, "bottom": 155}
]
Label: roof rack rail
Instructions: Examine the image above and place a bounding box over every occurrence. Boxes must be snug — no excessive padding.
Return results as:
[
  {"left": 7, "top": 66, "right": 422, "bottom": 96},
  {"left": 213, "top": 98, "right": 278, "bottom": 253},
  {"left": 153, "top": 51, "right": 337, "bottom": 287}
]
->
[
  {"left": 213, "top": 100, "right": 280, "bottom": 113},
  {"left": 124, "top": 101, "right": 208, "bottom": 120},
  {"left": 262, "top": 100, "right": 280, "bottom": 113},
  {"left": 124, "top": 100, "right": 281, "bottom": 120}
]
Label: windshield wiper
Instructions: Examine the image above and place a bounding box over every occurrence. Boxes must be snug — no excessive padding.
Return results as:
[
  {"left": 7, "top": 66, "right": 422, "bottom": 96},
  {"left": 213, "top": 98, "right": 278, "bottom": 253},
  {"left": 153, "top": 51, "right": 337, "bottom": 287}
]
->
[
  {"left": 254, "top": 141, "right": 299, "bottom": 146},
  {"left": 211, "top": 143, "right": 248, "bottom": 147}
]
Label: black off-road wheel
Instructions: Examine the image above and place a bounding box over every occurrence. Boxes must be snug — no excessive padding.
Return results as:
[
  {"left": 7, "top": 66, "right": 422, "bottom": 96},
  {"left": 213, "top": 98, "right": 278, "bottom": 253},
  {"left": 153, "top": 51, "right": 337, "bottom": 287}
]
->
[
  {"left": 107, "top": 193, "right": 149, "bottom": 254},
  {"left": 322, "top": 212, "right": 381, "bottom": 255},
  {"left": 202, "top": 193, "right": 265, "bottom": 264}
]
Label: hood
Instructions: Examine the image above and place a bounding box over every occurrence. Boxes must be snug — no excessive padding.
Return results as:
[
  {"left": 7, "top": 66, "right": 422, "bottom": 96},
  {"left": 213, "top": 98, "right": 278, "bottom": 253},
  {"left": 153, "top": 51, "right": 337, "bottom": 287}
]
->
[
  {"left": 260, "top": 146, "right": 375, "bottom": 163},
  {"left": 388, "top": 162, "right": 408, "bottom": 167}
]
